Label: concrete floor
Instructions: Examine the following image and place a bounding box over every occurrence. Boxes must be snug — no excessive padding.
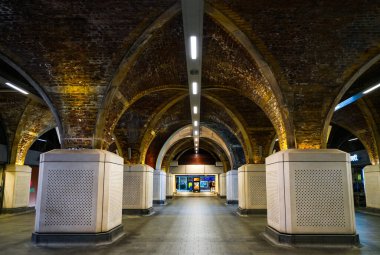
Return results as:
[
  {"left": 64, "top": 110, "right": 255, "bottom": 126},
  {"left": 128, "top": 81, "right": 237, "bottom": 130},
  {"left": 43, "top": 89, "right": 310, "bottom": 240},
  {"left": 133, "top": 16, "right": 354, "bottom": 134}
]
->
[{"left": 1, "top": 197, "right": 380, "bottom": 254}]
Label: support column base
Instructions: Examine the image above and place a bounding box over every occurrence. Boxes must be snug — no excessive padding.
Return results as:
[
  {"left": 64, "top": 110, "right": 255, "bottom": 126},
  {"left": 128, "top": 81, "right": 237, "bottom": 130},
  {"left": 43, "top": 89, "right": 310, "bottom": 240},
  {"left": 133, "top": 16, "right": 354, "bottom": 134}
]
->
[
  {"left": 225, "top": 200, "right": 238, "bottom": 205},
  {"left": 122, "top": 207, "right": 154, "bottom": 216},
  {"left": 31, "top": 224, "right": 124, "bottom": 247},
  {"left": 237, "top": 207, "right": 266, "bottom": 215},
  {"left": 263, "top": 226, "right": 360, "bottom": 247},
  {"left": 153, "top": 200, "right": 166, "bottom": 205}
]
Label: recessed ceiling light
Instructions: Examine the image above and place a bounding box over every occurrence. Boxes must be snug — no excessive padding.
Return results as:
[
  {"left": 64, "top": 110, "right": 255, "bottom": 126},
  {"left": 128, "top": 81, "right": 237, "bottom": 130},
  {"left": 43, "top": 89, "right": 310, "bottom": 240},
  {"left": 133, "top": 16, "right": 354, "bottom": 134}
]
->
[
  {"left": 194, "top": 130, "right": 198, "bottom": 136},
  {"left": 5, "top": 82, "right": 29, "bottom": 95},
  {"left": 194, "top": 120, "right": 198, "bottom": 126},
  {"left": 192, "top": 82, "right": 198, "bottom": 95},
  {"left": 190, "top": 36, "right": 197, "bottom": 60},
  {"left": 193, "top": 106, "right": 198, "bottom": 114}
]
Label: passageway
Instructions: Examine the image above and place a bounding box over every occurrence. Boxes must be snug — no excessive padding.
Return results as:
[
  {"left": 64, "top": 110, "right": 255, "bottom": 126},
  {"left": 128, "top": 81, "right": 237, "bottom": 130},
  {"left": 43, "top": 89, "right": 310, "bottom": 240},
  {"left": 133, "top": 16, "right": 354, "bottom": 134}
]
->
[{"left": 1, "top": 197, "right": 380, "bottom": 254}]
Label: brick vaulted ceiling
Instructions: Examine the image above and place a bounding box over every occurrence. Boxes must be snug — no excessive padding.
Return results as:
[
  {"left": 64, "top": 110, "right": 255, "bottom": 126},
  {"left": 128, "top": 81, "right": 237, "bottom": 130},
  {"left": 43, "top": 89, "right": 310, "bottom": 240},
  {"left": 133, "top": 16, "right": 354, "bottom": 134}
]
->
[{"left": 0, "top": 1, "right": 380, "bottom": 168}]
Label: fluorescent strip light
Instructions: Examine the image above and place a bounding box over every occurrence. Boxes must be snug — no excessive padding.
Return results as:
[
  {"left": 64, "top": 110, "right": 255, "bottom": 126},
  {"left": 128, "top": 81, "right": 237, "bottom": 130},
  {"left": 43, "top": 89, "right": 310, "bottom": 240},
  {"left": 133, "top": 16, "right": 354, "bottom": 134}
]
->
[
  {"left": 194, "top": 121, "right": 198, "bottom": 127},
  {"left": 190, "top": 36, "right": 197, "bottom": 60},
  {"left": 194, "top": 130, "right": 198, "bottom": 136},
  {"left": 348, "top": 138, "right": 358, "bottom": 142},
  {"left": 5, "top": 82, "right": 29, "bottom": 95},
  {"left": 363, "top": 83, "right": 380, "bottom": 94},
  {"left": 37, "top": 139, "right": 47, "bottom": 142},
  {"left": 192, "top": 82, "right": 198, "bottom": 95},
  {"left": 193, "top": 106, "right": 198, "bottom": 114}
]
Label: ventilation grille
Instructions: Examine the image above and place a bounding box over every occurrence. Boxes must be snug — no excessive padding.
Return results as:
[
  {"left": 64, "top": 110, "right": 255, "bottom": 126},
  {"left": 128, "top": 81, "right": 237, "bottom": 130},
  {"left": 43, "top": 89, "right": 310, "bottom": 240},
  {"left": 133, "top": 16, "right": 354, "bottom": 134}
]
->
[
  {"left": 123, "top": 175, "right": 142, "bottom": 207},
  {"left": 249, "top": 175, "right": 266, "bottom": 207},
  {"left": 44, "top": 169, "right": 95, "bottom": 227},
  {"left": 294, "top": 169, "right": 346, "bottom": 228},
  {"left": 267, "top": 168, "right": 280, "bottom": 228}
]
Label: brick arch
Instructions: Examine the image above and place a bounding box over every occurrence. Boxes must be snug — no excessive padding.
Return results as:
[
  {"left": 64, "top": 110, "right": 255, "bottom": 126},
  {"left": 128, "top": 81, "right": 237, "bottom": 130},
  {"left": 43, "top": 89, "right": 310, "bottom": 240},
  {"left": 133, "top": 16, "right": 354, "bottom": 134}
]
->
[
  {"left": 322, "top": 53, "right": 380, "bottom": 149},
  {"left": 0, "top": 52, "right": 63, "bottom": 145},
  {"left": 205, "top": 2, "right": 294, "bottom": 150}
]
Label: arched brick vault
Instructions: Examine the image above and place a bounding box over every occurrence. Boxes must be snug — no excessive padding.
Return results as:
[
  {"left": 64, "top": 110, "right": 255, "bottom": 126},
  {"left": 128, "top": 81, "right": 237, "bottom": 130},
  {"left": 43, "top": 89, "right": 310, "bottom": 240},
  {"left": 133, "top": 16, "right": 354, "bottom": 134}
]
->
[
  {"left": 0, "top": 1, "right": 379, "bottom": 160},
  {"left": 332, "top": 100, "right": 380, "bottom": 165},
  {"left": 98, "top": 4, "right": 289, "bottom": 151},
  {"left": 207, "top": 0, "right": 380, "bottom": 149},
  {"left": 161, "top": 137, "right": 231, "bottom": 172},
  {"left": 114, "top": 93, "right": 253, "bottom": 168},
  {"left": 0, "top": 92, "right": 56, "bottom": 165}
]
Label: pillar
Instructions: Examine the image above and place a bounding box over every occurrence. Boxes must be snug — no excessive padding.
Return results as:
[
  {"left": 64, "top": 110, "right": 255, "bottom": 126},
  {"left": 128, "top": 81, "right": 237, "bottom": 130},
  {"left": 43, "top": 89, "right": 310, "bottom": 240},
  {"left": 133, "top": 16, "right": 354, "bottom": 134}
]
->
[
  {"left": 32, "top": 149, "right": 124, "bottom": 246},
  {"left": 237, "top": 164, "right": 266, "bottom": 215},
  {"left": 2, "top": 164, "right": 32, "bottom": 212},
  {"left": 219, "top": 173, "right": 226, "bottom": 198},
  {"left": 226, "top": 170, "right": 238, "bottom": 204},
  {"left": 153, "top": 170, "right": 166, "bottom": 205},
  {"left": 122, "top": 164, "right": 153, "bottom": 215},
  {"left": 264, "top": 149, "right": 359, "bottom": 246},
  {"left": 166, "top": 173, "right": 175, "bottom": 199},
  {"left": 363, "top": 164, "right": 380, "bottom": 209}
]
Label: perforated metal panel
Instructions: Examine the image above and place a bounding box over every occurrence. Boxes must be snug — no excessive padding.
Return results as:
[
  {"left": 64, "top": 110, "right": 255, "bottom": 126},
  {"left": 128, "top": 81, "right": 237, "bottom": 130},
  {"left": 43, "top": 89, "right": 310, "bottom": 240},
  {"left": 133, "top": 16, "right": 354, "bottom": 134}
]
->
[
  {"left": 294, "top": 169, "right": 346, "bottom": 228},
  {"left": 266, "top": 166, "right": 280, "bottom": 229},
  {"left": 250, "top": 175, "right": 266, "bottom": 207},
  {"left": 43, "top": 169, "right": 95, "bottom": 227},
  {"left": 123, "top": 175, "right": 143, "bottom": 207}
]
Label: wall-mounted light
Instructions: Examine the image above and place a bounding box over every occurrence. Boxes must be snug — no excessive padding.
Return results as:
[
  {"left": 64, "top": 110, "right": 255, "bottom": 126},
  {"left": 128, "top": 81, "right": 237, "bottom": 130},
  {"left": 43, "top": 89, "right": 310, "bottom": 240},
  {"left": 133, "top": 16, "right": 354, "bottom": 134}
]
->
[
  {"left": 190, "top": 36, "right": 197, "bottom": 60},
  {"left": 363, "top": 83, "right": 380, "bottom": 94},
  {"left": 193, "top": 106, "right": 198, "bottom": 114},
  {"left": 192, "top": 82, "right": 198, "bottom": 95},
  {"left": 5, "top": 82, "right": 29, "bottom": 95}
]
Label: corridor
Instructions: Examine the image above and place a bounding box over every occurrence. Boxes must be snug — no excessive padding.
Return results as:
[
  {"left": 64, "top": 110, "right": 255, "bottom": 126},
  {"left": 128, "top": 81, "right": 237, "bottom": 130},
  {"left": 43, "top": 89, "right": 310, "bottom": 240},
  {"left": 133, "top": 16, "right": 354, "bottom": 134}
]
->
[{"left": 1, "top": 197, "right": 380, "bottom": 255}]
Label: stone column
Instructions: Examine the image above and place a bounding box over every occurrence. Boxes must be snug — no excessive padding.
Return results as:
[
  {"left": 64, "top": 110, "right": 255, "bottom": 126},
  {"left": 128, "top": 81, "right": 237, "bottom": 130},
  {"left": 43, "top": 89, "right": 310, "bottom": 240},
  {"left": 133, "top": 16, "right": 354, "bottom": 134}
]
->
[
  {"left": 166, "top": 173, "right": 175, "bottom": 199},
  {"left": 237, "top": 164, "right": 266, "bottom": 215},
  {"left": 264, "top": 149, "right": 359, "bottom": 246},
  {"left": 363, "top": 164, "right": 380, "bottom": 209},
  {"left": 153, "top": 170, "right": 166, "bottom": 205},
  {"left": 32, "top": 149, "right": 124, "bottom": 246},
  {"left": 226, "top": 170, "right": 238, "bottom": 204},
  {"left": 122, "top": 164, "right": 153, "bottom": 215},
  {"left": 219, "top": 173, "right": 226, "bottom": 198},
  {"left": 2, "top": 164, "right": 32, "bottom": 212}
]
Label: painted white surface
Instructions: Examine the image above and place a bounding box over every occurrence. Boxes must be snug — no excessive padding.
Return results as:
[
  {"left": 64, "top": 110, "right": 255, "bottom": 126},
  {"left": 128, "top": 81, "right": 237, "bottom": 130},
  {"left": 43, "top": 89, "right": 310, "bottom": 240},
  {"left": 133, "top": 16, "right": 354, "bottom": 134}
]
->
[
  {"left": 238, "top": 164, "right": 266, "bottom": 210},
  {"left": 153, "top": 170, "right": 166, "bottom": 201},
  {"left": 34, "top": 149, "right": 123, "bottom": 233},
  {"left": 3, "top": 164, "right": 32, "bottom": 208},
  {"left": 226, "top": 170, "right": 238, "bottom": 201},
  {"left": 364, "top": 164, "right": 380, "bottom": 209},
  {"left": 266, "top": 149, "right": 356, "bottom": 235},
  {"left": 123, "top": 164, "right": 153, "bottom": 210}
]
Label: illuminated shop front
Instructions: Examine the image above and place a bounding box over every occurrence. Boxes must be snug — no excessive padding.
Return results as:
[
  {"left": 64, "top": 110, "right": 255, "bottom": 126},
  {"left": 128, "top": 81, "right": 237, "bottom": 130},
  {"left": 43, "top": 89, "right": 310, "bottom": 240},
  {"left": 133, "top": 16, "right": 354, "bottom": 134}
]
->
[{"left": 176, "top": 175, "right": 215, "bottom": 192}]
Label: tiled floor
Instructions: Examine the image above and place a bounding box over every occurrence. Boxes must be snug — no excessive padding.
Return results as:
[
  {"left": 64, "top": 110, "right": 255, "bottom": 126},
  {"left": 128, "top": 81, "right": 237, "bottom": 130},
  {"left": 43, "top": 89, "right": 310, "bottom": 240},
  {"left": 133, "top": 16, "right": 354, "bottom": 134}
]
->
[{"left": 1, "top": 197, "right": 380, "bottom": 254}]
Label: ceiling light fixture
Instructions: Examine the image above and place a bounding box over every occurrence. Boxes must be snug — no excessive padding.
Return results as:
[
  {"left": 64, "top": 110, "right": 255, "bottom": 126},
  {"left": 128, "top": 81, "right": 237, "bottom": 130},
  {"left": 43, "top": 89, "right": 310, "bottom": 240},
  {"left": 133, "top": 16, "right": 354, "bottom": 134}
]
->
[
  {"left": 194, "top": 120, "right": 198, "bottom": 127},
  {"left": 193, "top": 106, "right": 198, "bottom": 114},
  {"left": 348, "top": 138, "right": 358, "bottom": 142},
  {"left": 5, "top": 82, "right": 29, "bottom": 95},
  {"left": 190, "top": 36, "right": 197, "bottom": 60},
  {"left": 194, "top": 130, "right": 198, "bottom": 136},
  {"left": 192, "top": 82, "right": 198, "bottom": 95},
  {"left": 363, "top": 83, "right": 380, "bottom": 94}
]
